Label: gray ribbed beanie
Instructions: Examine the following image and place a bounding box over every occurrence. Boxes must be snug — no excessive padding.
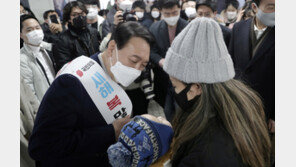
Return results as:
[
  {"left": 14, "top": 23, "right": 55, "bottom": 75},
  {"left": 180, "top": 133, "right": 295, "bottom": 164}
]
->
[{"left": 163, "top": 17, "right": 235, "bottom": 83}]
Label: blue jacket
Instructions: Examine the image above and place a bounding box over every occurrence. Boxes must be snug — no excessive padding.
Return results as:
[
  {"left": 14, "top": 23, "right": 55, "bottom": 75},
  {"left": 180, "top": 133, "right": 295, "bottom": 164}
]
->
[{"left": 28, "top": 54, "right": 115, "bottom": 167}]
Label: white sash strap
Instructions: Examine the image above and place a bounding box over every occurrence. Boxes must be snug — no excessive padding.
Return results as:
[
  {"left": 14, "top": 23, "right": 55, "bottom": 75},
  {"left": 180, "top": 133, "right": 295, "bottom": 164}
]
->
[{"left": 56, "top": 56, "right": 132, "bottom": 124}]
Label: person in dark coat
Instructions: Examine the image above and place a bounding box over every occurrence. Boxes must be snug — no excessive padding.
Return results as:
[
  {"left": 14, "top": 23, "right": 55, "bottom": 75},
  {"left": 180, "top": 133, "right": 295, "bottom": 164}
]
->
[
  {"left": 228, "top": 1, "right": 275, "bottom": 164},
  {"left": 162, "top": 17, "right": 271, "bottom": 167},
  {"left": 28, "top": 21, "right": 154, "bottom": 167},
  {"left": 53, "top": 1, "right": 101, "bottom": 71},
  {"left": 195, "top": 0, "right": 232, "bottom": 47},
  {"left": 228, "top": 0, "right": 275, "bottom": 132},
  {"left": 149, "top": 0, "right": 188, "bottom": 121}
]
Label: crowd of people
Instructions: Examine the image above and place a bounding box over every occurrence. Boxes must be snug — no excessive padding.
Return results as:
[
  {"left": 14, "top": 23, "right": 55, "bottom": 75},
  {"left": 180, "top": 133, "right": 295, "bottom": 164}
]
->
[{"left": 20, "top": 0, "right": 275, "bottom": 167}]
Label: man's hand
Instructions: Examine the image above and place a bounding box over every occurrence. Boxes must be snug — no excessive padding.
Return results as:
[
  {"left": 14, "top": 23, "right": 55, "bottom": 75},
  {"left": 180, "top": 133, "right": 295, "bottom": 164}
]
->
[
  {"left": 236, "top": 9, "right": 245, "bottom": 22},
  {"left": 49, "top": 23, "right": 63, "bottom": 34},
  {"left": 268, "top": 119, "right": 275, "bottom": 133},
  {"left": 159, "top": 58, "right": 165, "bottom": 68},
  {"left": 114, "top": 11, "right": 124, "bottom": 26},
  {"left": 112, "top": 115, "right": 131, "bottom": 140}
]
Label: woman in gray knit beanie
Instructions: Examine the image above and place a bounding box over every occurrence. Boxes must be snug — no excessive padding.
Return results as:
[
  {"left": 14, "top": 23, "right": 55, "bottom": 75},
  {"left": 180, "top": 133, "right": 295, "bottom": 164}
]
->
[{"left": 163, "top": 17, "right": 271, "bottom": 167}]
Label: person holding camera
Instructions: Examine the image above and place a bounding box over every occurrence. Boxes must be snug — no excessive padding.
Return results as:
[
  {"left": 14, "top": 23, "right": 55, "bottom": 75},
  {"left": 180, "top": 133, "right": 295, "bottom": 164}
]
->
[
  {"left": 102, "top": 0, "right": 136, "bottom": 38},
  {"left": 41, "top": 10, "right": 66, "bottom": 44}
]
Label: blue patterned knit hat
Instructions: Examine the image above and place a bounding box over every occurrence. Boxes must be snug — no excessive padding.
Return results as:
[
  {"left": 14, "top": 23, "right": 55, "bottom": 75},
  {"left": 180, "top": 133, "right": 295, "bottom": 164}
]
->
[{"left": 107, "top": 116, "right": 174, "bottom": 167}]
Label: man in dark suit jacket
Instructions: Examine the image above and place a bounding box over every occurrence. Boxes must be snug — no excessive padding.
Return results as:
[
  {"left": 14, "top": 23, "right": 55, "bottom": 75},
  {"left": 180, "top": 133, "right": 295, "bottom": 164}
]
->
[
  {"left": 228, "top": 0, "right": 275, "bottom": 133},
  {"left": 195, "top": 0, "right": 232, "bottom": 47},
  {"left": 149, "top": 0, "right": 188, "bottom": 121},
  {"left": 28, "top": 22, "right": 153, "bottom": 167}
]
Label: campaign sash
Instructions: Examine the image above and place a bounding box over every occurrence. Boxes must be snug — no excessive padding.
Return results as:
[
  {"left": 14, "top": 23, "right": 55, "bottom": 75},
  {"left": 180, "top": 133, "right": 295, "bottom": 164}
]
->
[{"left": 56, "top": 56, "right": 132, "bottom": 124}]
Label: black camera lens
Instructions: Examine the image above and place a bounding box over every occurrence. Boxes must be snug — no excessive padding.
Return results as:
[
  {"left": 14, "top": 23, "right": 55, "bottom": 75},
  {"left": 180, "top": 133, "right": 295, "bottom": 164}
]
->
[{"left": 123, "top": 11, "right": 137, "bottom": 22}]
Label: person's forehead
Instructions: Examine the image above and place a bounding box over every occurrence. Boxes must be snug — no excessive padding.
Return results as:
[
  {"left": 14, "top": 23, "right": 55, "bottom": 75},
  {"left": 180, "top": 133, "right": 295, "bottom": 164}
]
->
[
  {"left": 71, "top": 7, "right": 83, "bottom": 14},
  {"left": 134, "top": 7, "right": 144, "bottom": 11},
  {"left": 197, "top": 5, "right": 213, "bottom": 13},
  {"left": 187, "top": 1, "right": 196, "bottom": 6},
  {"left": 261, "top": 0, "right": 275, "bottom": 6},
  {"left": 162, "top": 6, "right": 179, "bottom": 12},
  {"left": 182, "top": 2, "right": 189, "bottom": 7},
  {"left": 227, "top": 4, "right": 236, "bottom": 10},
  {"left": 49, "top": 12, "right": 58, "bottom": 16},
  {"left": 23, "top": 18, "right": 39, "bottom": 28},
  {"left": 122, "top": 37, "right": 150, "bottom": 62}
]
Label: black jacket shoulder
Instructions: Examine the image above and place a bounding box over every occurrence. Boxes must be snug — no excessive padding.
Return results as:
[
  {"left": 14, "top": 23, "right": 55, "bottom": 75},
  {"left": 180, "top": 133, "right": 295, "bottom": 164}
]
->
[
  {"left": 232, "top": 18, "right": 252, "bottom": 31},
  {"left": 174, "top": 119, "right": 246, "bottom": 167}
]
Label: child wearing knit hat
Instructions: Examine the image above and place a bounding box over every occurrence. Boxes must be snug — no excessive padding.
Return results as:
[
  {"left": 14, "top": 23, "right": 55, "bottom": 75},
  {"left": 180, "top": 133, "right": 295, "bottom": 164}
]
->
[{"left": 107, "top": 114, "right": 174, "bottom": 167}]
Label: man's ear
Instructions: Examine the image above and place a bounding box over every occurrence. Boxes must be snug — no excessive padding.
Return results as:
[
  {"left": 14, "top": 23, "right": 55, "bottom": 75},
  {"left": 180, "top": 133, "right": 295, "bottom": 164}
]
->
[
  {"left": 20, "top": 32, "right": 24, "bottom": 40},
  {"left": 187, "top": 83, "right": 202, "bottom": 101},
  {"left": 190, "top": 83, "right": 202, "bottom": 96},
  {"left": 107, "top": 40, "right": 116, "bottom": 58},
  {"left": 251, "top": 3, "right": 258, "bottom": 14}
]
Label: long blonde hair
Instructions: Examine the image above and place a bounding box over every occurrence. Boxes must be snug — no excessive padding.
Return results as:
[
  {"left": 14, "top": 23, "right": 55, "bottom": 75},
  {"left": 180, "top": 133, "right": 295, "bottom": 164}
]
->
[{"left": 172, "top": 79, "right": 271, "bottom": 167}]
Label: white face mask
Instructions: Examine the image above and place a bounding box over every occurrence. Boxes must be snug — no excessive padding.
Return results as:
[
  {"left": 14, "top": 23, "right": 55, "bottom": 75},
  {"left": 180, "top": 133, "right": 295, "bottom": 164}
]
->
[
  {"left": 227, "top": 11, "right": 237, "bottom": 20},
  {"left": 135, "top": 12, "right": 144, "bottom": 19},
  {"left": 163, "top": 14, "right": 180, "bottom": 26},
  {"left": 185, "top": 7, "right": 197, "bottom": 19},
  {"left": 110, "top": 46, "right": 141, "bottom": 87},
  {"left": 119, "top": 0, "right": 133, "bottom": 12},
  {"left": 151, "top": 11, "right": 160, "bottom": 18},
  {"left": 87, "top": 7, "right": 98, "bottom": 20},
  {"left": 26, "top": 29, "right": 44, "bottom": 46}
]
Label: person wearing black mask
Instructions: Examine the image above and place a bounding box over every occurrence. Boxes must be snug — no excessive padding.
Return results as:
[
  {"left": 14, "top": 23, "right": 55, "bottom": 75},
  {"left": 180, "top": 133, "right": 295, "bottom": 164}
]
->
[{"left": 53, "top": 1, "right": 101, "bottom": 71}]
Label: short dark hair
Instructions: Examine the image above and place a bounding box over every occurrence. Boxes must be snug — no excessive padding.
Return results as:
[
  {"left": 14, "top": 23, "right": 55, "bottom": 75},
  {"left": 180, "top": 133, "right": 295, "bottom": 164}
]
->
[
  {"left": 226, "top": 0, "right": 239, "bottom": 10},
  {"left": 158, "top": 0, "right": 180, "bottom": 10},
  {"left": 43, "top": 10, "right": 56, "bottom": 20},
  {"left": 77, "top": 0, "right": 100, "bottom": 8},
  {"left": 150, "top": 3, "right": 160, "bottom": 11},
  {"left": 98, "top": 9, "right": 109, "bottom": 17},
  {"left": 111, "top": 21, "right": 154, "bottom": 50},
  {"left": 20, "top": 3, "right": 36, "bottom": 18},
  {"left": 132, "top": 1, "right": 146, "bottom": 10},
  {"left": 253, "top": 0, "right": 261, "bottom": 6},
  {"left": 20, "top": 14, "right": 40, "bottom": 32},
  {"left": 196, "top": 0, "right": 217, "bottom": 12},
  {"left": 62, "top": 1, "right": 88, "bottom": 23}
]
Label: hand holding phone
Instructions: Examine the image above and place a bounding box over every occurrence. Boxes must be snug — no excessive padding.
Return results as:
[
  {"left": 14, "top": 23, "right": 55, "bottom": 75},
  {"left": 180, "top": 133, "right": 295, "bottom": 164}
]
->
[{"left": 49, "top": 14, "right": 59, "bottom": 24}]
